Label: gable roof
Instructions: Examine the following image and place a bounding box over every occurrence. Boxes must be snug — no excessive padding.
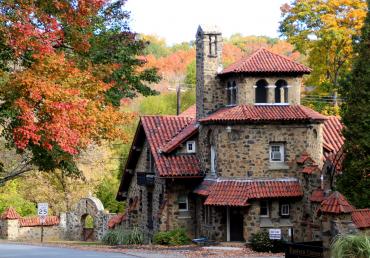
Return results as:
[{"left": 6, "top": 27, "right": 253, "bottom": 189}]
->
[
  {"left": 351, "top": 209, "right": 370, "bottom": 229},
  {"left": 199, "top": 105, "right": 326, "bottom": 124},
  {"left": 0, "top": 207, "right": 20, "bottom": 220},
  {"left": 195, "top": 178, "right": 303, "bottom": 207},
  {"left": 221, "top": 48, "right": 311, "bottom": 75},
  {"left": 141, "top": 116, "right": 202, "bottom": 177},
  {"left": 320, "top": 191, "right": 354, "bottom": 214},
  {"left": 179, "top": 105, "right": 196, "bottom": 118}
]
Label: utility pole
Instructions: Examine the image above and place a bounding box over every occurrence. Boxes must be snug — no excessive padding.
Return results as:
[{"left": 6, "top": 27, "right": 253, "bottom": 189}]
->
[{"left": 176, "top": 84, "right": 181, "bottom": 115}]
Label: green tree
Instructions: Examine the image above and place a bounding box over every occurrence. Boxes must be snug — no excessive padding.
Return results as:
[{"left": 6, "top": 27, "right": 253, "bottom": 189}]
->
[
  {"left": 337, "top": 0, "right": 370, "bottom": 208},
  {"left": 184, "top": 60, "right": 196, "bottom": 87},
  {"left": 279, "top": 0, "right": 367, "bottom": 94}
]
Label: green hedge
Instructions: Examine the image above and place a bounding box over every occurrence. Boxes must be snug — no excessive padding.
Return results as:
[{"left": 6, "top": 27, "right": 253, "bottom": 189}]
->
[{"left": 153, "top": 228, "right": 191, "bottom": 245}]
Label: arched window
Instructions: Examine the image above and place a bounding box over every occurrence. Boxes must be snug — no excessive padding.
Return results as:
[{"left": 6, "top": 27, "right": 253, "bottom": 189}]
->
[
  {"left": 227, "top": 81, "right": 237, "bottom": 106},
  {"left": 255, "top": 79, "right": 268, "bottom": 103},
  {"left": 275, "top": 80, "right": 288, "bottom": 103}
]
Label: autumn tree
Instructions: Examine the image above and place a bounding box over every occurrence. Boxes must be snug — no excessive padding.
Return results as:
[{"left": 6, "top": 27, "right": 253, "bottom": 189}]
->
[
  {"left": 337, "top": 0, "right": 370, "bottom": 208},
  {"left": 0, "top": 0, "right": 159, "bottom": 184},
  {"left": 279, "top": 0, "right": 367, "bottom": 94}
]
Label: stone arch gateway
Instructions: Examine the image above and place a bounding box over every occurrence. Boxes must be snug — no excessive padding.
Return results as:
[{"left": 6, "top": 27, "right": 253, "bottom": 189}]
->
[{"left": 66, "top": 197, "right": 113, "bottom": 241}]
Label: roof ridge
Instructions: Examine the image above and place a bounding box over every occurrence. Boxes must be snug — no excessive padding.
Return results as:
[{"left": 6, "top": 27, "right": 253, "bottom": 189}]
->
[{"left": 260, "top": 47, "right": 311, "bottom": 70}]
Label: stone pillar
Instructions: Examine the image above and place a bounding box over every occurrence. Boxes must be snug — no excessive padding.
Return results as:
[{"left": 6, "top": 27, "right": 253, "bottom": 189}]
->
[
  {"left": 4, "top": 219, "right": 19, "bottom": 240},
  {"left": 267, "top": 85, "right": 276, "bottom": 104},
  {"left": 196, "top": 25, "right": 223, "bottom": 120}
]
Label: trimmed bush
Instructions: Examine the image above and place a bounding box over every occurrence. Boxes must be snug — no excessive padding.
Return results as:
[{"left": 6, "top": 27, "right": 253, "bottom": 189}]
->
[
  {"left": 102, "top": 227, "right": 143, "bottom": 245},
  {"left": 153, "top": 228, "right": 191, "bottom": 246},
  {"left": 250, "top": 231, "right": 273, "bottom": 252},
  {"left": 250, "top": 231, "right": 286, "bottom": 253}
]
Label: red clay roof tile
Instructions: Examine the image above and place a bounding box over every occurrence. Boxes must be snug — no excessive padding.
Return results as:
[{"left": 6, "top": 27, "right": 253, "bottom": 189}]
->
[
  {"left": 200, "top": 105, "right": 326, "bottom": 123},
  {"left": 108, "top": 213, "right": 125, "bottom": 229},
  {"left": 0, "top": 207, "right": 20, "bottom": 220},
  {"left": 197, "top": 179, "right": 303, "bottom": 207},
  {"left": 320, "top": 191, "right": 354, "bottom": 214},
  {"left": 19, "top": 216, "right": 60, "bottom": 227},
  {"left": 221, "top": 48, "right": 311, "bottom": 75},
  {"left": 323, "top": 116, "right": 344, "bottom": 154},
  {"left": 179, "top": 105, "right": 196, "bottom": 118},
  {"left": 301, "top": 165, "right": 319, "bottom": 175},
  {"left": 351, "top": 209, "right": 370, "bottom": 229},
  {"left": 160, "top": 122, "right": 198, "bottom": 153},
  {"left": 141, "top": 116, "right": 202, "bottom": 177},
  {"left": 309, "top": 189, "right": 325, "bottom": 203}
]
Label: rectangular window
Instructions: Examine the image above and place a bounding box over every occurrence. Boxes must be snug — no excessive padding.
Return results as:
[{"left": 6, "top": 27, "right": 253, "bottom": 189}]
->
[
  {"left": 186, "top": 141, "right": 196, "bottom": 153},
  {"left": 270, "top": 143, "right": 284, "bottom": 162},
  {"left": 210, "top": 145, "right": 216, "bottom": 176},
  {"left": 178, "top": 194, "right": 188, "bottom": 211},
  {"left": 226, "top": 81, "right": 237, "bottom": 106},
  {"left": 280, "top": 203, "right": 290, "bottom": 216},
  {"left": 260, "top": 200, "right": 269, "bottom": 217}
]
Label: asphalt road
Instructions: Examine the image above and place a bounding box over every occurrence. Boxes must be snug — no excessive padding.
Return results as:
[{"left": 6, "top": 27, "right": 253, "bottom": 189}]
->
[{"left": 0, "top": 244, "right": 137, "bottom": 258}]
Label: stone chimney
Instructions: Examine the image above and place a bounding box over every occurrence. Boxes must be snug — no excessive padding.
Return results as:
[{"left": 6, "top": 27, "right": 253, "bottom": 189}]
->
[{"left": 195, "top": 25, "right": 223, "bottom": 120}]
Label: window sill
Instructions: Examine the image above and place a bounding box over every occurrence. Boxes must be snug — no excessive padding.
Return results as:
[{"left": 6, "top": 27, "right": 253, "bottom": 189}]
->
[
  {"left": 178, "top": 216, "right": 192, "bottom": 219},
  {"left": 269, "top": 163, "right": 289, "bottom": 170}
]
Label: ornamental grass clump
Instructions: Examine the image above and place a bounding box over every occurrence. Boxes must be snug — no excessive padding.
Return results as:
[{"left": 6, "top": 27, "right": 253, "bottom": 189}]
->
[
  {"left": 153, "top": 228, "right": 191, "bottom": 245},
  {"left": 331, "top": 234, "right": 370, "bottom": 258},
  {"left": 102, "top": 226, "right": 143, "bottom": 245}
]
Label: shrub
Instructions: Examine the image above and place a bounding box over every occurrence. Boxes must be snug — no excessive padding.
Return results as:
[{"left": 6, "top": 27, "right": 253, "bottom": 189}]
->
[
  {"left": 331, "top": 234, "right": 370, "bottom": 258},
  {"left": 250, "top": 231, "right": 286, "bottom": 253},
  {"left": 250, "top": 231, "right": 273, "bottom": 252},
  {"left": 102, "top": 227, "right": 143, "bottom": 246},
  {"left": 153, "top": 228, "right": 191, "bottom": 246}
]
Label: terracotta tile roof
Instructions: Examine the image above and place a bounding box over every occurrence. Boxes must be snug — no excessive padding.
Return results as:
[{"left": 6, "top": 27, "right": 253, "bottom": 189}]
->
[
  {"left": 160, "top": 122, "right": 198, "bottom": 153},
  {"left": 320, "top": 191, "right": 354, "bottom": 214},
  {"left": 108, "top": 213, "right": 125, "bottom": 229},
  {"left": 221, "top": 48, "right": 311, "bottom": 75},
  {"left": 296, "top": 152, "right": 315, "bottom": 165},
  {"left": 196, "top": 178, "right": 303, "bottom": 207},
  {"left": 0, "top": 207, "right": 20, "bottom": 220},
  {"left": 301, "top": 165, "right": 319, "bottom": 175},
  {"left": 141, "top": 116, "right": 202, "bottom": 177},
  {"left": 200, "top": 105, "right": 327, "bottom": 124},
  {"left": 309, "top": 189, "right": 325, "bottom": 203},
  {"left": 194, "top": 180, "right": 215, "bottom": 196},
  {"left": 19, "top": 216, "right": 60, "bottom": 227},
  {"left": 179, "top": 105, "right": 196, "bottom": 118},
  {"left": 323, "top": 116, "right": 344, "bottom": 154},
  {"left": 351, "top": 209, "right": 370, "bottom": 229}
]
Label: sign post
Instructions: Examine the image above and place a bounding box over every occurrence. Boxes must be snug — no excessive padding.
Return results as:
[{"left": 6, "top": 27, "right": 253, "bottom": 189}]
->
[{"left": 37, "top": 203, "right": 48, "bottom": 243}]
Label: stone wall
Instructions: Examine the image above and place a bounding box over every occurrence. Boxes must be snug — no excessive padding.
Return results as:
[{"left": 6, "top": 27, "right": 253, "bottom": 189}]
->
[{"left": 198, "top": 123, "right": 323, "bottom": 178}]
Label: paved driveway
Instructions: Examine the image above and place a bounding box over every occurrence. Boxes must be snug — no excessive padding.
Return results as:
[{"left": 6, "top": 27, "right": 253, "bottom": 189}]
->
[{"left": 0, "top": 244, "right": 137, "bottom": 258}]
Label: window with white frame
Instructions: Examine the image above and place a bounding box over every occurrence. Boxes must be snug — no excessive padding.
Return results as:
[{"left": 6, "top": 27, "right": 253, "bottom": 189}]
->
[
  {"left": 260, "top": 200, "right": 269, "bottom": 217},
  {"left": 178, "top": 194, "right": 188, "bottom": 211},
  {"left": 186, "top": 141, "right": 196, "bottom": 153},
  {"left": 269, "top": 143, "right": 284, "bottom": 162},
  {"left": 280, "top": 203, "right": 290, "bottom": 216}
]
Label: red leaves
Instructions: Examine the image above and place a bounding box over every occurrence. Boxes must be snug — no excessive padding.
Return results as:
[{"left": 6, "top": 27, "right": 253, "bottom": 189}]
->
[
  {"left": 1, "top": 0, "right": 108, "bottom": 57},
  {"left": 6, "top": 53, "right": 127, "bottom": 155}
]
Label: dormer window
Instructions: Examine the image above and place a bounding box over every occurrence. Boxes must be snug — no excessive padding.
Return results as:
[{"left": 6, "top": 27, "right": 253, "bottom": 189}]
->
[
  {"left": 226, "top": 81, "right": 237, "bottom": 106},
  {"left": 186, "top": 141, "right": 196, "bottom": 153},
  {"left": 255, "top": 79, "right": 268, "bottom": 103},
  {"left": 269, "top": 143, "right": 284, "bottom": 162}
]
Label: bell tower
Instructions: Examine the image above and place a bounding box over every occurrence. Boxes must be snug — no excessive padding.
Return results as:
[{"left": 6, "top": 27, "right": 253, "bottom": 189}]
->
[{"left": 195, "top": 25, "right": 223, "bottom": 120}]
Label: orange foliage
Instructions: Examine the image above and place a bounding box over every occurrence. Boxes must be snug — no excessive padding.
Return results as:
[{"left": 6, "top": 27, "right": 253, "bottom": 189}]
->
[{"left": 4, "top": 54, "right": 131, "bottom": 155}]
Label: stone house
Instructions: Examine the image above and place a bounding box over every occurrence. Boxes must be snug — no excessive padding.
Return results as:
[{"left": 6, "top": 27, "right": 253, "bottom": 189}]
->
[{"left": 116, "top": 25, "right": 370, "bottom": 243}]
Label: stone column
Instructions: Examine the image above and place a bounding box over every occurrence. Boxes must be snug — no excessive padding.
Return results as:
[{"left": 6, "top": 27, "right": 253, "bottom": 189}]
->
[{"left": 267, "top": 85, "right": 276, "bottom": 104}]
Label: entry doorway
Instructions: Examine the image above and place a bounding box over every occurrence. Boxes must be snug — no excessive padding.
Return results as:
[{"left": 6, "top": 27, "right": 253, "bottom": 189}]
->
[{"left": 227, "top": 207, "right": 244, "bottom": 241}]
